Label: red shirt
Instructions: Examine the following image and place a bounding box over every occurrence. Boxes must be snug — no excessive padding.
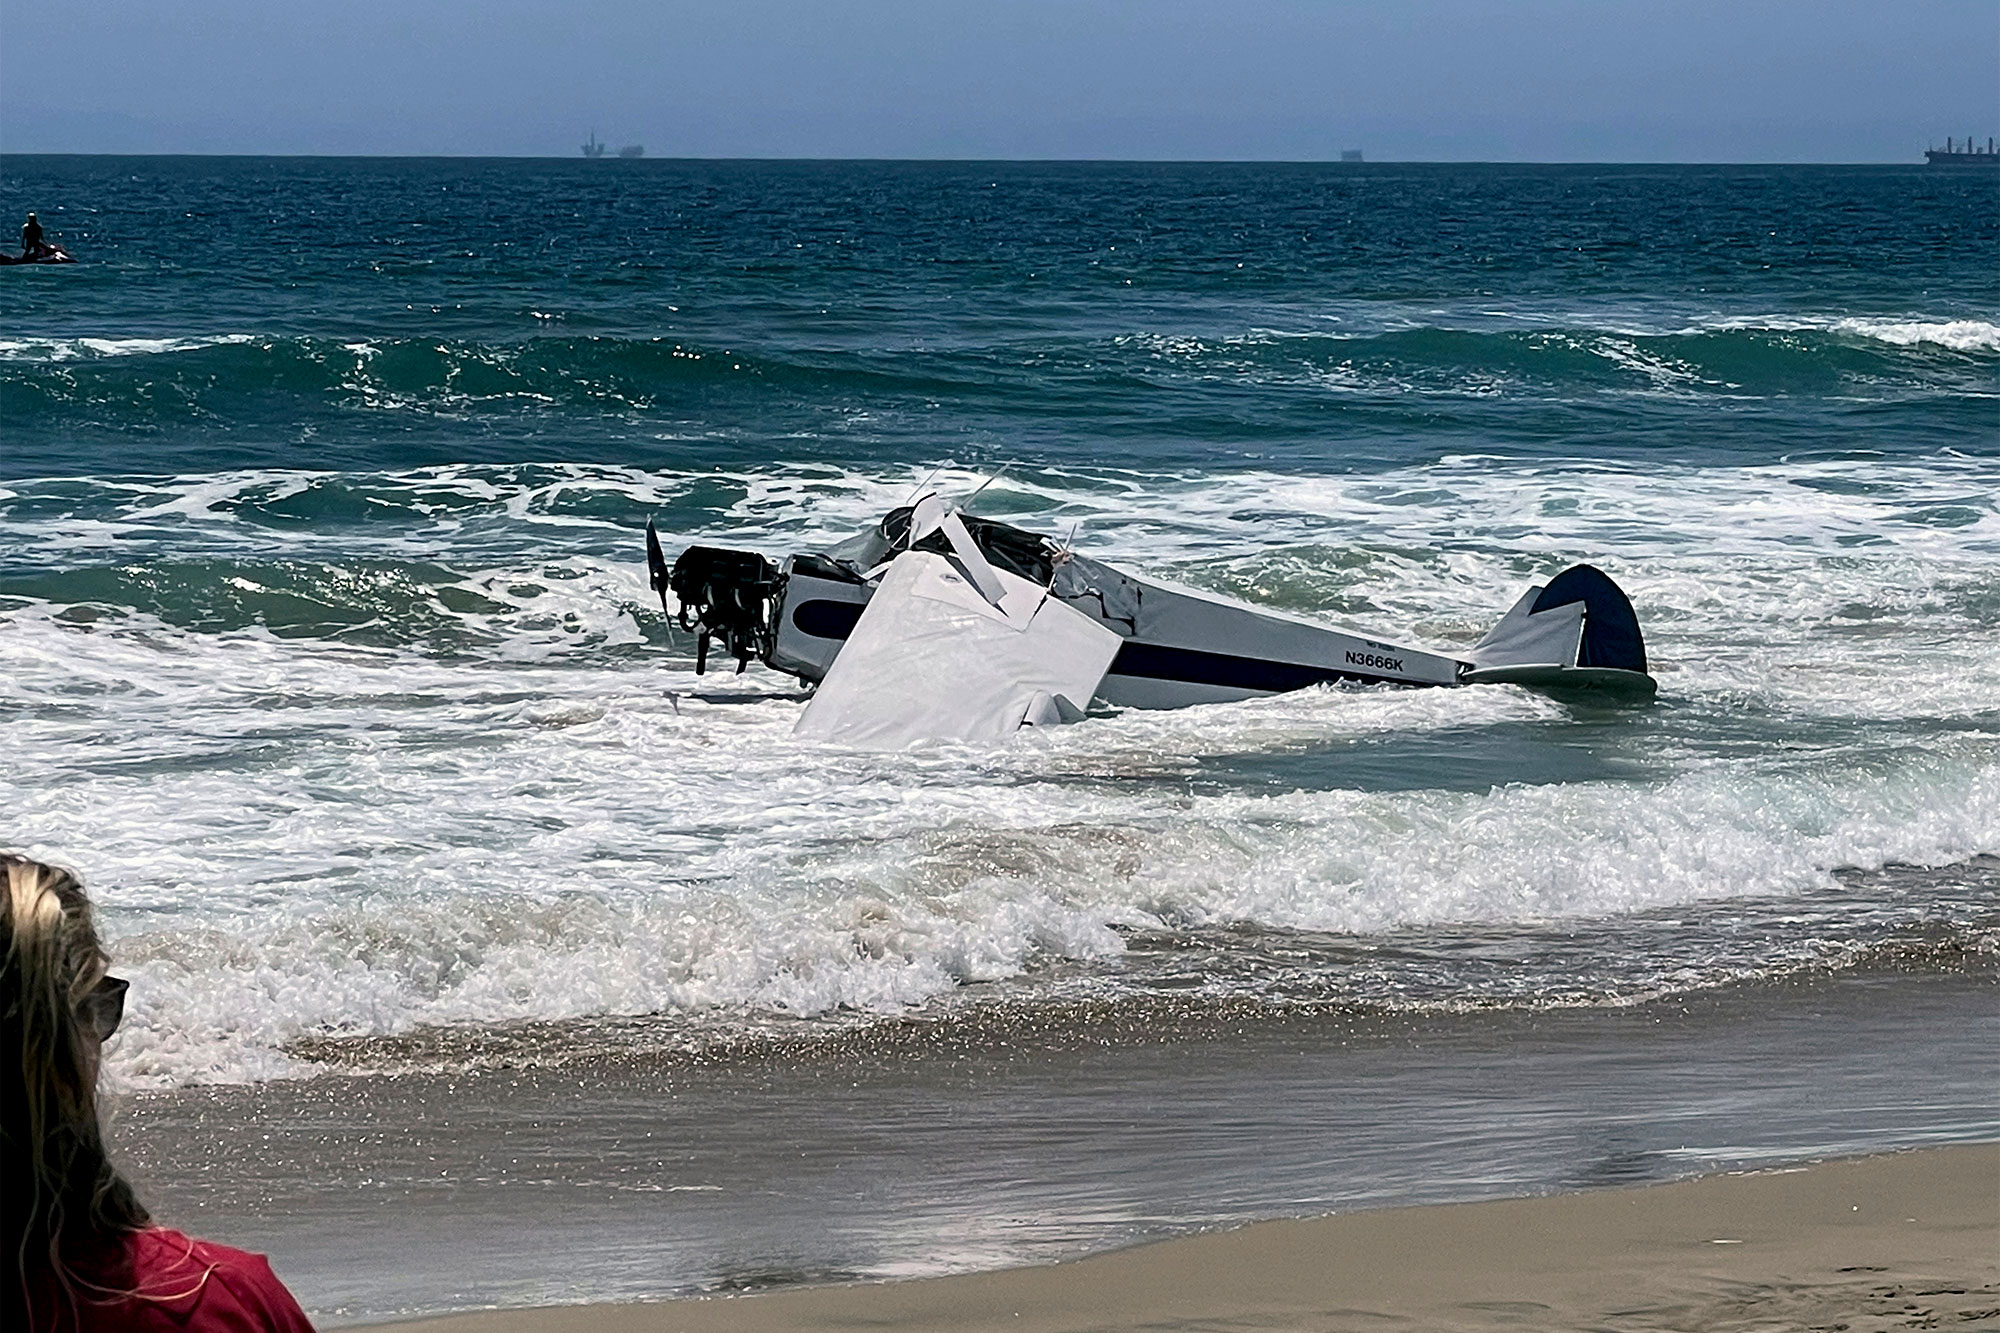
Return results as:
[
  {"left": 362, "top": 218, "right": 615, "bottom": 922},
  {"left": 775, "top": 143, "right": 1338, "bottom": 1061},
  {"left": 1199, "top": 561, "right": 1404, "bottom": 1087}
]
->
[{"left": 31, "top": 1228, "right": 315, "bottom": 1333}]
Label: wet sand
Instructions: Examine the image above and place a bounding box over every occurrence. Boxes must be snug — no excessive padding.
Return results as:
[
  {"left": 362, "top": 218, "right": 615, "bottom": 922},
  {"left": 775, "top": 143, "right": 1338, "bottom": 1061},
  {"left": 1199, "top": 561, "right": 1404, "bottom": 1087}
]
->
[
  {"left": 374, "top": 1144, "right": 1998, "bottom": 1332},
  {"left": 116, "top": 970, "right": 1998, "bottom": 1324}
]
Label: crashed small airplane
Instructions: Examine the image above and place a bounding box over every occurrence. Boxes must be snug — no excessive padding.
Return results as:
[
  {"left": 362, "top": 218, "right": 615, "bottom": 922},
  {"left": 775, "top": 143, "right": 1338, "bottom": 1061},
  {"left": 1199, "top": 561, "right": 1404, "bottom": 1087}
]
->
[{"left": 646, "top": 494, "right": 1654, "bottom": 749}]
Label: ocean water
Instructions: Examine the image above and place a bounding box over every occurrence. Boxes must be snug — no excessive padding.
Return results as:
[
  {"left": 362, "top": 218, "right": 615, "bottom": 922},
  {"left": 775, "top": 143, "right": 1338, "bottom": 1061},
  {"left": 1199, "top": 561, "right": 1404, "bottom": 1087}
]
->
[
  {"left": 1, "top": 159, "right": 1997, "bottom": 1315},
  {"left": 2, "top": 156, "right": 1996, "bottom": 1089}
]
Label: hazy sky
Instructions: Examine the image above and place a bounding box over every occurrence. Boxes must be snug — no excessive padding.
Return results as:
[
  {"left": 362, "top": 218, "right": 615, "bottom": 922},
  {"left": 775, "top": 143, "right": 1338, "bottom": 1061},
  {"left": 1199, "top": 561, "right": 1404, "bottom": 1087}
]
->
[{"left": 3, "top": 0, "right": 1995, "bottom": 160}]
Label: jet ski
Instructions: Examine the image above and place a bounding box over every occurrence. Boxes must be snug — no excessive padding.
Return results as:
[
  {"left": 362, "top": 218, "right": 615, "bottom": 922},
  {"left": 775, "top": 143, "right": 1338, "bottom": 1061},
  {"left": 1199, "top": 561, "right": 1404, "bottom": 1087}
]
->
[
  {"left": 647, "top": 492, "right": 1654, "bottom": 745},
  {"left": 0, "top": 247, "right": 75, "bottom": 266}
]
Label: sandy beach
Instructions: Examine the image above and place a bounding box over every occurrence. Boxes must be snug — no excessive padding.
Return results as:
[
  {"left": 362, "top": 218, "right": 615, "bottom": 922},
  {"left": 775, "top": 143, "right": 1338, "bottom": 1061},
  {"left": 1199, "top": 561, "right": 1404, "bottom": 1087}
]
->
[{"left": 369, "top": 1144, "right": 1997, "bottom": 1332}]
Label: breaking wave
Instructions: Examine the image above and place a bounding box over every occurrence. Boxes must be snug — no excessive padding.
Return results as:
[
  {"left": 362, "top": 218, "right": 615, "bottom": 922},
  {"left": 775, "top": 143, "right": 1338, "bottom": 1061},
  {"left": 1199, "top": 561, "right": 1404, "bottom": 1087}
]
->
[
  {"left": 1824, "top": 317, "right": 2000, "bottom": 352},
  {"left": 1, "top": 314, "right": 1991, "bottom": 437},
  {"left": 3, "top": 455, "right": 1995, "bottom": 1089},
  {"left": 0, "top": 334, "right": 262, "bottom": 362}
]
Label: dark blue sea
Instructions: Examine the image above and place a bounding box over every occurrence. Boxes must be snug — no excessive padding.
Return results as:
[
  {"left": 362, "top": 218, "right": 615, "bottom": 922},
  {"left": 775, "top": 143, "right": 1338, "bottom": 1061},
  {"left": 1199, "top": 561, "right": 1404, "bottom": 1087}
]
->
[{"left": 1, "top": 158, "right": 1996, "bottom": 1322}]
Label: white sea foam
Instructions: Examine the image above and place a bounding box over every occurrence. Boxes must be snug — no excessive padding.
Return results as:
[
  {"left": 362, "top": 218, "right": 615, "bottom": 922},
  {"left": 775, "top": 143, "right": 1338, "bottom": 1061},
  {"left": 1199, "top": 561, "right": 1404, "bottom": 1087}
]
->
[
  {"left": 1135, "top": 305, "right": 2000, "bottom": 351},
  {"left": 1, "top": 311, "right": 1991, "bottom": 373},
  {"left": 1826, "top": 318, "right": 2000, "bottom": 351},
  {"left": 19, "top": 450, "right": 1992, "bottom": 567},
  {"left": 0, "top": 334, "right": 260, "bottom": 362},
  {"left": 1676, "top": 314, "right": 2000, "bottom": 352},
  {"left": 4, "top": 455, "right": 1997, "bottom": 1088},
  {"left": 1583, "top": 336, "right": 1710, "bottom": 392}
]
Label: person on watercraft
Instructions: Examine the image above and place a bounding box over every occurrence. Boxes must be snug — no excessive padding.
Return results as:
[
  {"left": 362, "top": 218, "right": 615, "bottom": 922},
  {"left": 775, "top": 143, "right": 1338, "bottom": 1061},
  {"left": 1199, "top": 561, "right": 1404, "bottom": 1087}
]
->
[{"left": 22, "top": 212, "right": 50, "bottom": 258}]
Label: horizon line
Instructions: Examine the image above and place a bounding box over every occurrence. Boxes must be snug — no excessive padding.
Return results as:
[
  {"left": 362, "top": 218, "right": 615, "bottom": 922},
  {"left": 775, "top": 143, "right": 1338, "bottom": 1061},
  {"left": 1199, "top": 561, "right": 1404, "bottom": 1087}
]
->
[{"left": 0, "top": 150, "right": 1964, "bottom": 166}]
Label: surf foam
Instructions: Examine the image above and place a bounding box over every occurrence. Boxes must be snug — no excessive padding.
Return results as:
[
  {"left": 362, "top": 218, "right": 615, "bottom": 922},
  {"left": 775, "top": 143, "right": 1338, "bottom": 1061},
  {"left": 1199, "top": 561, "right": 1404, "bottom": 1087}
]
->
[{"left": 3, "top": 455, "right": 1995, "bottom": 1089}]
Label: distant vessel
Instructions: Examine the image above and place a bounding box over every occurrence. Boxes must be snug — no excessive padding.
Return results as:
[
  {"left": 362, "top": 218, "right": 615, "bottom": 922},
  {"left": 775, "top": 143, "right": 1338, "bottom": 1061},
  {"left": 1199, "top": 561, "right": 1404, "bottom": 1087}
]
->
[
  {"left": 1340, "top": 149, "right": 1364, "bottom": 163},
  {"left": 582, "top": 132, "right": 607, "bottom": 159},
  {"left": 617, "top": 144, "right": 645, "bottom": 159},
  {"left": 1925, "top": 136, "right": 1998, "bottom": 166}
]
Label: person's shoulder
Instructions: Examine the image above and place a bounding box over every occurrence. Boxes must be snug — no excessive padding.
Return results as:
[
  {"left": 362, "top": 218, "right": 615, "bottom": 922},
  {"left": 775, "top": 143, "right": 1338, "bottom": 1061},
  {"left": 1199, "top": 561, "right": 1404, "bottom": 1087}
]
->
[
  {"left": 133, "top": 1225, "right": 267, "bottom": 1270},
  {"left": 129, "top": 1228, "right": 317, "bottom": 1331}
]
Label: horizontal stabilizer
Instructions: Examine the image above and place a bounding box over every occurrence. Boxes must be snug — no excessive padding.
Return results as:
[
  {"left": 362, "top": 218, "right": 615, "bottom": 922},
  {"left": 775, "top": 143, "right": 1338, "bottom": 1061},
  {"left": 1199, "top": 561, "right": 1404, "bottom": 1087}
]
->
[
  {"left": 1469, "top": 591, "right": 1584, "bottom": 670},
  {"left": 1461, "top": 663, "right": 1658, "bottom": 699}
]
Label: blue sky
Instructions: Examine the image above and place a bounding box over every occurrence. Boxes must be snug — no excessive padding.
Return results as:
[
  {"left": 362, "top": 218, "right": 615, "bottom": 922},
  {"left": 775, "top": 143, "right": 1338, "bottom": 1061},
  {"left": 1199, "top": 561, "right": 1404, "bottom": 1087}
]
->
[{"left": 3, "top": 0, "right": 1995, "bottom": 159}]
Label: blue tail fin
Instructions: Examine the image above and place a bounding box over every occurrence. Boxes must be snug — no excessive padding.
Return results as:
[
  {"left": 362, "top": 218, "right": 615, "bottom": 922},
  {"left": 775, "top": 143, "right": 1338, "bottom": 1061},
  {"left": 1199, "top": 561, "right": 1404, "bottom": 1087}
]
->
[{"left": 1531, "top": 565, "right": 1646, "bottom": 673}]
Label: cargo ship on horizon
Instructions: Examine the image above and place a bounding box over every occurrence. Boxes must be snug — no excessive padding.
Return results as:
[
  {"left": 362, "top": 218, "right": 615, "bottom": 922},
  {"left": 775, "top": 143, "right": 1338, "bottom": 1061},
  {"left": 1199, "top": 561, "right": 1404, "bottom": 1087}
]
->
[
  {"left": 1925, "top": 135, "right": 1998, "bottom": 165},
  {"left": 582, "top": 133, "right": 644, "bottom": 159}
]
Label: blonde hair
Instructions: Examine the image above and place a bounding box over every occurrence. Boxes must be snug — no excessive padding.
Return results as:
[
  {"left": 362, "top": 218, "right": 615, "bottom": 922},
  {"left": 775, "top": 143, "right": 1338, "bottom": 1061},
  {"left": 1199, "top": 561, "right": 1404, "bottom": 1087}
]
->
[{"left": 3, "top": 854, "right": 149, "bottom": 1322}]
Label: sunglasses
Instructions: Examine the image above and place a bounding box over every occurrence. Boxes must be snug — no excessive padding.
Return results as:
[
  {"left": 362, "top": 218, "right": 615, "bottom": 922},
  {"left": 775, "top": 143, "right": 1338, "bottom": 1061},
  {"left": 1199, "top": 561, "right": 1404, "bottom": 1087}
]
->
[{"left": 79, "top": 975, "right": 128, "bottom": 1043}]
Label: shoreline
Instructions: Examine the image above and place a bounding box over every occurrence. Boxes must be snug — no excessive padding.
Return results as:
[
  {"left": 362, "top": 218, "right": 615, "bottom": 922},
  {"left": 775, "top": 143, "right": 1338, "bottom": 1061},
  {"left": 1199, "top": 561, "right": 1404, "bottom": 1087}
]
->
[
  {"left": 366, "top": 1143, "right": 1999, "bottom": 1332},
  {"left": 116, "top": 967, "right": 1998, "bottom": 1326}
]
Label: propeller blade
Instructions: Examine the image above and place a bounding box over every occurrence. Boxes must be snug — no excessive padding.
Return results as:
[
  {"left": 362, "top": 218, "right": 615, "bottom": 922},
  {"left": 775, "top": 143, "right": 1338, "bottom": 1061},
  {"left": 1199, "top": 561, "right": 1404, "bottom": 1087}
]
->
[{"left": 645, "top": 519, "right": 672, "bottom": 615}]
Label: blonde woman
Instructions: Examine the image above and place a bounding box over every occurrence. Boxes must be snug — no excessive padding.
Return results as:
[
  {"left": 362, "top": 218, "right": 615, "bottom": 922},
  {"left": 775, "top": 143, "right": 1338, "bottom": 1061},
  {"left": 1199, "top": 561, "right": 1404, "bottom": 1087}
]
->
[{"left": 4, "top": 854, "right": 313, "bottom": 1332}]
